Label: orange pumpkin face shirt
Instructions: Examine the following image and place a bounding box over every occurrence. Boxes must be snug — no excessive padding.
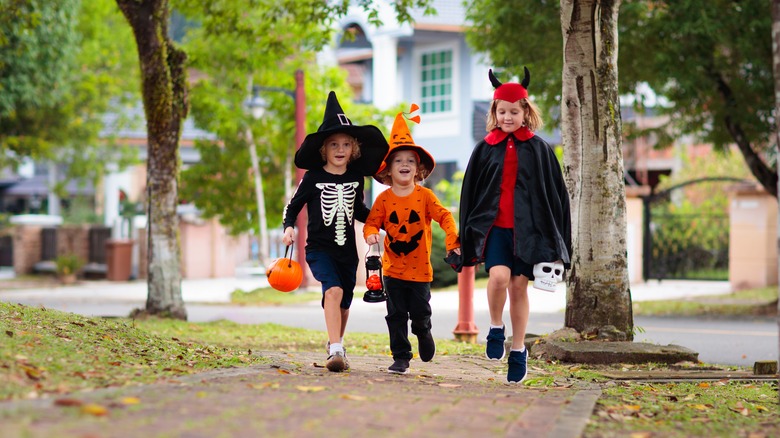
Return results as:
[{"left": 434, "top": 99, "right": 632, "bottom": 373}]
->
[{"left": 363, "top": 185, "right": 459, "bottom": 282}]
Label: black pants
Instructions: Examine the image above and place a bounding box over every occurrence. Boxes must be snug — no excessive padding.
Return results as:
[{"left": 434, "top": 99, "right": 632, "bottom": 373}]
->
[{"left": 384, "top": 277, "right": 432, "bottom": 360}]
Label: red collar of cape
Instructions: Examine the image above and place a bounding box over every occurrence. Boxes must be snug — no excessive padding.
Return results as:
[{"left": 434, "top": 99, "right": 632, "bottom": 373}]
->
[{"left": 484, "top": 127, "right": 534, "bottom": 145}]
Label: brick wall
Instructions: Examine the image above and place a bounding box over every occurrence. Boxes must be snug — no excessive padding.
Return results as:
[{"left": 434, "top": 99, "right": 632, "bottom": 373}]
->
[{"left": 12, "top": 225, "right": 42, "bottom": 274}]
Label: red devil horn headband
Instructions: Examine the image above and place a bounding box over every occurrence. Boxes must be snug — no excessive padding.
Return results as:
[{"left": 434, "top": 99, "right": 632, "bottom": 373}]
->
[{"left": 489, "top": 67, "right": 530, "bottom": 103}]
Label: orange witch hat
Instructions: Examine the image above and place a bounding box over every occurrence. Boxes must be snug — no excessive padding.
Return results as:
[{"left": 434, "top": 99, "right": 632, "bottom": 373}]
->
[{"left": 373, "top": 104, "right": 435, "bottom": 184}]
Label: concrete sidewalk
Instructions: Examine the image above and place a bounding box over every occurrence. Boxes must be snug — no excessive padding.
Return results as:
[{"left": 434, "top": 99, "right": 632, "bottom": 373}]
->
[{"left": 0, "top": 351, "right": 600, "bottom": 438}]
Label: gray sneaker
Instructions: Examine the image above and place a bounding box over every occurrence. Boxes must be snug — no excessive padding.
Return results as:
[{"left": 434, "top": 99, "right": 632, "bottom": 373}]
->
[{"left": 326, "top": 351, "right": 347, "bottom": 372}]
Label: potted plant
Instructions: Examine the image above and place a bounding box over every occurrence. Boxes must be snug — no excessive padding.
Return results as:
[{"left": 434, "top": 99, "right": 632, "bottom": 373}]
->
[{"left": 55, "top": 254, "right": 84, "bottom": 285}]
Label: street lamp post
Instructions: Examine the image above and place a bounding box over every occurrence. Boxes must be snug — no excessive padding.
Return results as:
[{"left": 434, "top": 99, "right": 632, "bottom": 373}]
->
[{"left": 254, "top": 70, "right": 309, "bottom": 288}]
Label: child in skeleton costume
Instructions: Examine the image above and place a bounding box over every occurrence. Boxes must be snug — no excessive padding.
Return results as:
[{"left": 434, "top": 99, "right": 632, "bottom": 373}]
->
[
  {"left": 282, "top": 91, "right": 389, "bottom": 373},
  {"left": 363, "top": 106, "right": 460, "bottom": 375},
  {"left": 458, "top": 69, "right": 571, "bottom": 383}
]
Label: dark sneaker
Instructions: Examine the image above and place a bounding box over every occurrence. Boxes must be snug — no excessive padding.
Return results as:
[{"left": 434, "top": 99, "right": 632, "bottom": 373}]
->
[
  {"left": 506, "top": 349, "right": 528, "bottom": 383},
  {"left": 485, "top": 326, "right": 506, "bottom": 360},
  {"left": 417, "top": 331, "right": 436, "bottom": 362},
  {"left": 388, "top": 358, "right": 410, "bottom": 374},
  {"left": 326, "top": 351, "right": 347, "bottom": 372}
]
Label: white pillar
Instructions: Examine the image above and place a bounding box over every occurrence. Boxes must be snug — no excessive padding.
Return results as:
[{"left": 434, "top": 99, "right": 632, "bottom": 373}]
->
[
  {"left": 46, "top": 162, "right": 60, "bottom": 216},
  {"left": 103, "top": 165, "right": 132, "bottom": 235},
  {"left": 371, "top": 34, "right": 398, "bottom": 110}
]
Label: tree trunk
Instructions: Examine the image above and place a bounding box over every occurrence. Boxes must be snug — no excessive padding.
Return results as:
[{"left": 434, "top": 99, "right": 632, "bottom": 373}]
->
[
  {"left": 245, "top": 127, "right": 270, "bottom": 267},
  {"left": 117, "top": 0, "right": 186, "bottom": 320},
  {"left": 770, "top": 0, "right": 780, "bottom": 404},
  {"left": 560, "top": 0, "right": 632, "bottom": 339}
]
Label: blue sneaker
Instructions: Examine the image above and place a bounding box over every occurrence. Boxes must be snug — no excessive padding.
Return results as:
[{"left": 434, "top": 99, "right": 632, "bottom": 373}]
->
[
  {"left": 485, "top": 326, "right": 506, "bottom": 360},
  {"left": 507, "top": 349, "right": 528, "bottom": 383}
]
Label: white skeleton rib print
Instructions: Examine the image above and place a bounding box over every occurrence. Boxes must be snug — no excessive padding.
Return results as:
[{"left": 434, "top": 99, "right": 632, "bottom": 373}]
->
[{"left": 316, "top": 182, "right": 359, "bottom": 246}]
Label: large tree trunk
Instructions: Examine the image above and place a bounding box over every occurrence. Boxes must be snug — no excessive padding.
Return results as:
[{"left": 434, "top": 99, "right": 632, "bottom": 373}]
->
[
  {"left": 770, "top": 0, "right": 780, "bottom": 404},
  {"left": 560, "top": 0, "right": 632, "bottom": 339},
  {"left": 117, "top": 0, "right": 186, "bottom": 320}
]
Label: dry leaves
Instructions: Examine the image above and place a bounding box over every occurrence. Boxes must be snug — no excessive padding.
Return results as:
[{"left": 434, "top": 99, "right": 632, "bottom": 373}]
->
[{"left": 295, "top": 386, "right": 326, "bottom": 393}]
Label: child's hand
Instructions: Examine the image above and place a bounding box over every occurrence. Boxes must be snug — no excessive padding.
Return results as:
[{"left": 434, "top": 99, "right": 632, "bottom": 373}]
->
[
  {"left": 366, "top": 233, "right": 381, "bottom": 245},
  {"left": 282, "top": 227, "right": 295, "bottom": 246},
  {"left": 448, "top": 247, "right": 461, "bottom": 256}
]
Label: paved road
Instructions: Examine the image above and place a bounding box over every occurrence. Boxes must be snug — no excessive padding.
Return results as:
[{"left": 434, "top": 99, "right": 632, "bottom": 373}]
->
[{"left": 1, "top": 277, "right": 777, "bottom": 367}]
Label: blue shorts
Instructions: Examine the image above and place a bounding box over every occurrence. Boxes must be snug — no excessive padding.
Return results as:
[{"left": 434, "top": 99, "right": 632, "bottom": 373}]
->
[
  {"left": 305, "top": 250, "right": 357, "bottom": 309},
  {"left": 483, "top": 227, "right": 534, "bottom": 279}
]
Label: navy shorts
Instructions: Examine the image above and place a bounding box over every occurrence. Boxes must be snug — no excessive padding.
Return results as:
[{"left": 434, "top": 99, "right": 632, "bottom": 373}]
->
[
  {"left": 483, "top": 227, "right": 534, "bottom": 279},
  {"left": 305, "top": 250, "right": 357, "bottom": 309}
]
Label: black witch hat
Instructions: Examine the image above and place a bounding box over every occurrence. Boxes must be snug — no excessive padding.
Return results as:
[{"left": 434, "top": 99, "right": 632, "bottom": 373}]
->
[{"left": 295, "top": 91, "right": 390, "bottom": 176}]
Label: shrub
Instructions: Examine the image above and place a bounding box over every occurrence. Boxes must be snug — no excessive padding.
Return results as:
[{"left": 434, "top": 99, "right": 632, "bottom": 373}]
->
[{"left": 55, "top": 254, "right": 84, "bottom": 276}]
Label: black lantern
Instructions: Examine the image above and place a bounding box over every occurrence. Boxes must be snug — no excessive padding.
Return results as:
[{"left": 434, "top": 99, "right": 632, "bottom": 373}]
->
[{"left": 363, "top": 244, "right": 386, "bottom": 303}]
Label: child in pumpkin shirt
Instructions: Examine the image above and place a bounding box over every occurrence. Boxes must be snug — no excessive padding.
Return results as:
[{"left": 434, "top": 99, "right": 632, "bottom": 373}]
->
[{"left": 363, "top": 107, "right": 460, "bottom": 375}]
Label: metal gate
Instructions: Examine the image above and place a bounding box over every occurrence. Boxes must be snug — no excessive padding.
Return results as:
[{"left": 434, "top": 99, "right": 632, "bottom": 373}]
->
[{"left": 641, "top": 177, "right": 750, "bottom": 281}]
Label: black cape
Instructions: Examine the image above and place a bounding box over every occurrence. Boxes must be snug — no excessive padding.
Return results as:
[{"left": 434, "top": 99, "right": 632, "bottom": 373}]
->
[{"left": 455, "top": 130, "right": 571, "bottom": 272}]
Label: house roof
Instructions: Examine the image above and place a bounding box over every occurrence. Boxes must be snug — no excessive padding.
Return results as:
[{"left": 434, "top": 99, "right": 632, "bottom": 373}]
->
[
  {"left": 3, "top": 175, "right": 95, "bottom": 197},
  {"left": 409, "top": 0, "right": 467, "bottom": 27}
]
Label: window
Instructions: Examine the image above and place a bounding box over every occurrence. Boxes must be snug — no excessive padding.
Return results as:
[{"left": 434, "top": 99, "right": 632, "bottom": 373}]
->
[{"left": 420, "top": 50, "right": 453, "bottom": 114}]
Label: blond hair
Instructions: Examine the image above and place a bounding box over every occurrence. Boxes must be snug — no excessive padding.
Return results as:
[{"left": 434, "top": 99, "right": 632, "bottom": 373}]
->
[
  {"left": 319, "top": 133, "right": 362, "bottom": 163},
  {"left": 485, "top": 98, "right": 544, "bottom": 132}
]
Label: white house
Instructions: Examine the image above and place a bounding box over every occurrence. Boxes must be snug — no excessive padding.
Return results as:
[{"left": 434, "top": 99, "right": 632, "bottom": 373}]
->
[{"left": 320, "top": 0, "right": 497, "bottom": 178}]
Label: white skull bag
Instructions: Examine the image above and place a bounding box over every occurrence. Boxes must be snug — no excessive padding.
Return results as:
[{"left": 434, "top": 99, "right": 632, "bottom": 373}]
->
[{"left": 532, "top": 261, "right": 564, "bottom": 292}]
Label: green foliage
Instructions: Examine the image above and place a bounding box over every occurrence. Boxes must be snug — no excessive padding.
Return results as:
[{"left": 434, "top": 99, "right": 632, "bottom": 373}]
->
[
  {"left": 181, "top": 63, "right": 402, "bottom": 235},
  {"left": 61, "top": 196, "right": 102, "bottom": 225},
  {"left": 433, "top": 170, "right": 463, "bottom": 211},
  {"left": 465, "top": 0, "right": 775, "bottom": 193},
  {"left": 648, "top": 149, "right": 750, "bottom": 280},
  {"left": 54, "top": 254, "right": 84, "bottom": 276},
  {"left": 0, "top": 0, "right": 79, "bottom": 119},
  {"left": 175, "top": 0, "right": 433, "bottom": 235},
  {"left": 430, "top": 224, "right": 457, "bottom": 288},
  {"left": 0, "top": 0, "right": 140, "bottom": 182},
  {"left": 465, "top": 1, "right": 649, "bottom": 126}
]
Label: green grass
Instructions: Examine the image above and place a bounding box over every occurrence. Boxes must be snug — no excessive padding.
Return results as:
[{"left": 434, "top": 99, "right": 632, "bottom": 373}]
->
[
  {"left": 633, "top": 286, "right": 778, "bottom": 317},
  {"left": 0, "top": 302, "right": 263, "bottom": 401},
  {"left": 229, "top": 286, "right": 321, "bottom": 305},
  {"left": 586, "top": 379, "right": 778, "bottom": 437}
]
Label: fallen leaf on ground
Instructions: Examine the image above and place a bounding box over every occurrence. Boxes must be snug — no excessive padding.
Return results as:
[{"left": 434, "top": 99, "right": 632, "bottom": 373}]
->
[
  {"left": 248, "top": 382, "right": 279, "bottom": 389},
  {"left": 340, "top": 394, "right": 366, "bottom": 401},
  {"left": 120, "top": 397, "right": 140, "bottom": 405},
  {"left": 54, "top": 398, "right": 83, "bottom": 407},
  {"left": 296, "top": 386, "right": 326, "bottom": 392},
  {"left": 81, "top": 404, "right": 109, "bottom": 416}
]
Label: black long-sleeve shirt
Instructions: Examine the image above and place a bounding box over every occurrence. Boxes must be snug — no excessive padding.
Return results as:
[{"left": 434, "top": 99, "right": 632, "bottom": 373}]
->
[{"left": 283, "top": 167, "right": 370, "bottom": 263}]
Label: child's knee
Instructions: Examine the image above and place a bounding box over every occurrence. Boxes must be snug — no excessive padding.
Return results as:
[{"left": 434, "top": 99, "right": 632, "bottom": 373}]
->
[{"left": 324, "top": 287, "right": 344, "bottom": 300}]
